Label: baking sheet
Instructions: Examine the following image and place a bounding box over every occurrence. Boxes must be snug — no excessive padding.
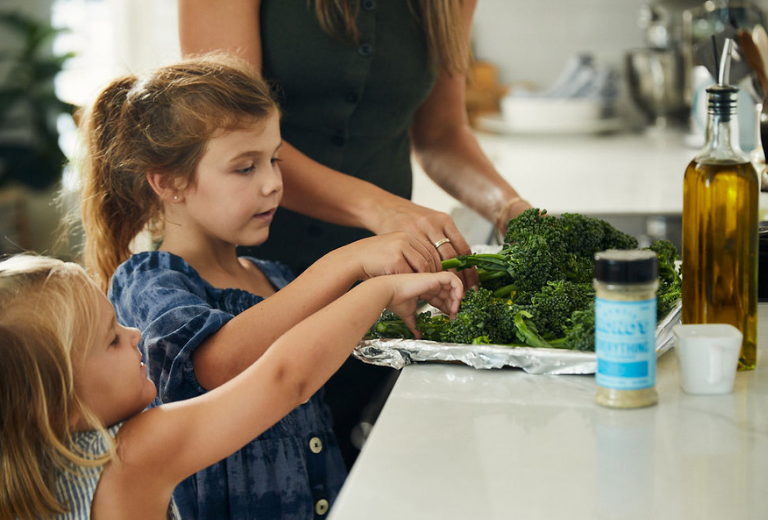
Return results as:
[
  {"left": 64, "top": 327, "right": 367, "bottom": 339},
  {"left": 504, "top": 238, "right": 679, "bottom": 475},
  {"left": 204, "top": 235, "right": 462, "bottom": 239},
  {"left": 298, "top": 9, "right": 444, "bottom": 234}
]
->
[{"left": 353, "top": 301, "right": 681, "bottom": 375}]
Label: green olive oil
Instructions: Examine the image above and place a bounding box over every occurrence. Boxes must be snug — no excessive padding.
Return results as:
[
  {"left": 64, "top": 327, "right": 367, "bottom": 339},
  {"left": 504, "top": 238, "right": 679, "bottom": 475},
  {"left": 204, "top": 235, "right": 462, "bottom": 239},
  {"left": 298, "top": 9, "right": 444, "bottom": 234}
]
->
[{"left": 682, "top": 83, "right": 759, "bottom": 371}]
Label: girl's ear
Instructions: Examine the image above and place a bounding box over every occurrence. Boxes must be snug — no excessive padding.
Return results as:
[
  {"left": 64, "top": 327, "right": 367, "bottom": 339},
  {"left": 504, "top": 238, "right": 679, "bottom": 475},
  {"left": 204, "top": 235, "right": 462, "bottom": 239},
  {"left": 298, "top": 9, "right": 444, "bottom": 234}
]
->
[{"left": 146, "top": 171, "right": 183, "bottom": 203}]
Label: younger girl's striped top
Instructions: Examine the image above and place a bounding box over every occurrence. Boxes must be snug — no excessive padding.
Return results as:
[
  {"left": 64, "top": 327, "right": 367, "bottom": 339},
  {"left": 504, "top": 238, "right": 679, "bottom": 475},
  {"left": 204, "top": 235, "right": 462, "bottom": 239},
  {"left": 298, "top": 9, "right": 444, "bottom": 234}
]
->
[{"left": 53, "top": 422, "right": 180, "bottom": 519}]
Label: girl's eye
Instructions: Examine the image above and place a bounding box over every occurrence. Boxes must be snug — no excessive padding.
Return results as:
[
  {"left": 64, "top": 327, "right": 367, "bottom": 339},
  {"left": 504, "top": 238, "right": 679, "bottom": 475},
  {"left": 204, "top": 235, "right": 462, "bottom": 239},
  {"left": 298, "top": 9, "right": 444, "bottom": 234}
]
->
[
  {"left": 109, "top": 334, "right": 120, "bottom": 348},
  {"left": 236, "top": 164, "right": 255, "bottom": 174},
  {"left": 271, "top": 157, "right": 282, "bottom": 166}
]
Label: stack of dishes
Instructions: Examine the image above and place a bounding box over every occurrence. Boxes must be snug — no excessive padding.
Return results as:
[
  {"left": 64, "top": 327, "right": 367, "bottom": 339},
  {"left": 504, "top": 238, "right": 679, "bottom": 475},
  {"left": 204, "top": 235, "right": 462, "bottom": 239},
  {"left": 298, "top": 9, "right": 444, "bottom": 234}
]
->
[{"left": 477, "top": 54, "right": 623, "bottom": 135}]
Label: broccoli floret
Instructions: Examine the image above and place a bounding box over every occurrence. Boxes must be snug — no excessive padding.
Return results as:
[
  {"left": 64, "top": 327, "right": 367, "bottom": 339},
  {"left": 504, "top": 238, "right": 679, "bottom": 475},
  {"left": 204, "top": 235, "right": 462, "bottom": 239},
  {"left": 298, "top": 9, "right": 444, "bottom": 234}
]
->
[
  {"left": 528, "top": 281, "right": 595, "bottom": 339},
  {"left": 366, "top": 309, "right": 416, "bottom": 339},
  {"left": 503, "top": 208, "right": 565, "bottom": 248},
  {"left": 560, "top": 212, "right": 606, "bottom": 257},
  {"left": 502, "top": 234, "right": 567, "bottom": 293},
  {"left": 417, "top": 312, "right": 451, "bottom": 342},
  {"left": 442, "top": 288, "right": 517, "bottom": 345},
  {"left": 562, "top": 305, "right": 596, "bottom": 352},
  {"left": 599, "top": 219, "right": 639, "bottom": 250},
  {"left": 562, "top": 252, "right": 594, "bottom": 284},
  {"left": 646, "top": 239, "right": 680, "bottom": 285}
]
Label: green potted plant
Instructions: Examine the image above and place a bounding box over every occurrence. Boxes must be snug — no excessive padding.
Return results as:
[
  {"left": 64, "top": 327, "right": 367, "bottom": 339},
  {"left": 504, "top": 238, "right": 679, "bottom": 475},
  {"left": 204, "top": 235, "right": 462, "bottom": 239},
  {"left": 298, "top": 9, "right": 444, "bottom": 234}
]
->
[{"left": 0, "top": 10, "right": 75, "bottom": 191}]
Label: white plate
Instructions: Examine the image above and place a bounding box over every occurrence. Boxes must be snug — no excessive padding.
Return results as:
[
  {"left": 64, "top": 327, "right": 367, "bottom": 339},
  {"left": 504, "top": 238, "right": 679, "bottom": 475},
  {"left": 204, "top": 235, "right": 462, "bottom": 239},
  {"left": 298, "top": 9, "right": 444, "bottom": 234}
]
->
[{"left": 476, "top": 113, "right": 625, "bottom": 136}]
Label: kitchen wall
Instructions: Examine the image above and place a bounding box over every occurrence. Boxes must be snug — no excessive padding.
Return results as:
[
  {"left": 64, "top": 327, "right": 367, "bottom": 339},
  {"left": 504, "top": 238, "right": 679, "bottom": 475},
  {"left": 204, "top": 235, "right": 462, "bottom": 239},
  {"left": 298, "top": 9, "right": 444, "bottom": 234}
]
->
[
  {"left": 473, "top": 0, "right": 768, "bottom": 90},
  {"left": 472, "top": 0, "right": 647, "bottom": 89}
]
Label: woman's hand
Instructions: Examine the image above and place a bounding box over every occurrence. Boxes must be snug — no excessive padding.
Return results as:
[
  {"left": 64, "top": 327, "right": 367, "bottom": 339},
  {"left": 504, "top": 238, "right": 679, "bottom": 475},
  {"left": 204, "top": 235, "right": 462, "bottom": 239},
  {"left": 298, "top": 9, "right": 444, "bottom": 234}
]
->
[
  {"left": 384, "top": 272, "right": 464, "bottom": 338},
  {"left": 494, "top": 197, "right": 533, "bottom": 241}
]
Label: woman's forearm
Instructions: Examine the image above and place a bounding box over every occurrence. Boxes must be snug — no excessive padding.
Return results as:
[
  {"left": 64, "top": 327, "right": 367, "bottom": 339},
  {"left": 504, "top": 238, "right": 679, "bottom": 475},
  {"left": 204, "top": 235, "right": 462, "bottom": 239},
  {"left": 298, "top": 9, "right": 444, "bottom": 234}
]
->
[
  {"left": 277, "top": 142, "right": 402, "bottom": 231},
  {"left": 413, "top": 122, "right": 520, "bottom": 224}
]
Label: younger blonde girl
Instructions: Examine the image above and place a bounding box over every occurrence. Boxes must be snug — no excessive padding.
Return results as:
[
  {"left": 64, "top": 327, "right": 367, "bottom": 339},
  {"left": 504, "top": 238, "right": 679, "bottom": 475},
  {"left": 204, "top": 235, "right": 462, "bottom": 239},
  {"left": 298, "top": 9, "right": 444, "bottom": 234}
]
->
[{"left": 0, "top": 254, "right": 461, "bottom": 520}]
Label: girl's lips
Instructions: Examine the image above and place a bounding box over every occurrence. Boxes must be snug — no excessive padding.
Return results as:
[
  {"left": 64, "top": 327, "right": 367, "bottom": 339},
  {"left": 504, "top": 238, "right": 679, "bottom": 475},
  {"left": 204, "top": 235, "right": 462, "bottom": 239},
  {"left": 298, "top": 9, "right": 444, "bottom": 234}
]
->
[{"left": 253, "top": 208, "right": 276, "bottom": 220}]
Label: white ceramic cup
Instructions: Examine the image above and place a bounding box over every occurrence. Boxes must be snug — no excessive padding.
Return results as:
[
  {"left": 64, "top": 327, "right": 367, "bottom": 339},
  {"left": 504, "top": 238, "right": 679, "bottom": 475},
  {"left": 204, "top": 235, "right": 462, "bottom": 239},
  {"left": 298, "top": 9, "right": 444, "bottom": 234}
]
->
[{"left": 673, "top": 324, "right": 742, "bottom": 395}]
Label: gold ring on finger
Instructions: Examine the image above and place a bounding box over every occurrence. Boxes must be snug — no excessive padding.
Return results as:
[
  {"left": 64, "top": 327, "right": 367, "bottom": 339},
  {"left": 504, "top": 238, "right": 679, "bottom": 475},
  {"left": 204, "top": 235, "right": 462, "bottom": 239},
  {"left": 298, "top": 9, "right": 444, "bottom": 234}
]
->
[{"left": 433, "top": 238, "right": 451, "bottom": 249}]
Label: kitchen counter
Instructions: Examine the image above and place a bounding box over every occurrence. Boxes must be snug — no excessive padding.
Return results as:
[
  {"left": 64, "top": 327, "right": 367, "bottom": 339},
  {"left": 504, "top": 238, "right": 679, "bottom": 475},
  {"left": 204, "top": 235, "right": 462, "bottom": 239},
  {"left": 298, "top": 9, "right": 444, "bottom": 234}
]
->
[
  {"left": 412, "top": 128, "right": 694, "bottom": 219},
  {"left": 328, "top": 305, "right": 768, "bottom": 520}
]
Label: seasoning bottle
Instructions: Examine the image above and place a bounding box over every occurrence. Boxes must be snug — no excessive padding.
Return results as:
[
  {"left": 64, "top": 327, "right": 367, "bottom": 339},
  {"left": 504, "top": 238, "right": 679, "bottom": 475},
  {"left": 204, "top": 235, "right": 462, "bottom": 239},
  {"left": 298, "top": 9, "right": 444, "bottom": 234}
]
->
[
  {"left": 682, "top": 39, "right": 759, "bottom": 370},
  {"left": 594, "top": 249, "right": 659, "bottom": 409}
]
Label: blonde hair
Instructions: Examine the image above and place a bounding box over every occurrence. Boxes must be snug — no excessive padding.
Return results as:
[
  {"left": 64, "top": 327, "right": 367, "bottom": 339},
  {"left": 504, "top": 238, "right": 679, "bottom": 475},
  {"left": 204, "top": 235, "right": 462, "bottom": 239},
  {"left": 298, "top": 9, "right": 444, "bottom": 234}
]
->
[
  {"left": 79, "top": 53, "right": 279, "bottom": 293},
  {"left": 0, "top": 255, "right": 115, "bottom": 520},
  {"left": 314, "top": 0, "right": 470, "bottom": 74}
]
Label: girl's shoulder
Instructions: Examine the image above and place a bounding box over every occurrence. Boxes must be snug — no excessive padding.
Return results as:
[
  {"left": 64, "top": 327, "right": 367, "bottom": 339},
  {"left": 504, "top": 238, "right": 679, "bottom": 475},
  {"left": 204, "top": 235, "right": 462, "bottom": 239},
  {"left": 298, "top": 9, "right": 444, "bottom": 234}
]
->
[
  {"left": 112, "top": 251, "right": 200, "bottom": 284},
  {"left": 240, "top": 256, "right": 295, "bottom": 288},
  {"left": 72, "top": 422, "right": 123, "bottom": 455},
  {"left": 112, "top": 252, "right": 295, "bottom": 290},
  {"left": 54, "top": 423, "right": 124, "bottom": 520},
  {"left": 109, "top": 252, "right": 296, "bottom": 311}
]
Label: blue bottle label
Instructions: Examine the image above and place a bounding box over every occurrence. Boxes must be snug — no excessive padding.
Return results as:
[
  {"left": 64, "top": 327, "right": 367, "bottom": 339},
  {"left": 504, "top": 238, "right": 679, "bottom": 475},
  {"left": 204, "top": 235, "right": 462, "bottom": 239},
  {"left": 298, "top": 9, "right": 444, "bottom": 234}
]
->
[{"left": 595, "top": 297, "right": 657, "bottom": 390}]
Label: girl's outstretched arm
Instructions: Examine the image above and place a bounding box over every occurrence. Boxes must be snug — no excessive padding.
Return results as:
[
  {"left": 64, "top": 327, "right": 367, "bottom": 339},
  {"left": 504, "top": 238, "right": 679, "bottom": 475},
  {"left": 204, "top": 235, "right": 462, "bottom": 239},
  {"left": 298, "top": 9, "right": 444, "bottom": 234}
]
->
[
  {"left": 102, "top": 272, "right": 462, "bottom": 515},
  {"left": 193, "top": 232, "right": 441, "bottom": 389}
]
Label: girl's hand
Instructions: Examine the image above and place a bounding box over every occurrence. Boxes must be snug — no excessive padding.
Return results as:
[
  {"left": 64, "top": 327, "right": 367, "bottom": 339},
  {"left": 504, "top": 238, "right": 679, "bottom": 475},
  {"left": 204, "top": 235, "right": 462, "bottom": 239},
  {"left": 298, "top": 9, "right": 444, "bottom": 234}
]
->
[
  {"left": 340, "top": 232, "right": 443, "bottom": 279},
  {"left": 384, "top": 272, "right": 464, "bottom": 338},
  {"left": 366, "top": 199, "right": 479, "bottom": 288}
]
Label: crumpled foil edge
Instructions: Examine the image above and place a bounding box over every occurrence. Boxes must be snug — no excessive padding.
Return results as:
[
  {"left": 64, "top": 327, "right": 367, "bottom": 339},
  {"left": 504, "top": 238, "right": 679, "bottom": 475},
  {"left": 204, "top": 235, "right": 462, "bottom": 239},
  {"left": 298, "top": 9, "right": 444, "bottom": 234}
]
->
[{"left": 353, "top": 300, "right": 682, "bottom": 375}]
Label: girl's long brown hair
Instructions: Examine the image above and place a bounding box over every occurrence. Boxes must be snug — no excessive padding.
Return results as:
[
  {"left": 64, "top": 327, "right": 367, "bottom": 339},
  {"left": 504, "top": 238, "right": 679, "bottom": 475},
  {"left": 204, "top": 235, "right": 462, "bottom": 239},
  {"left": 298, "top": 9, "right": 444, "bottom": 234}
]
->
[
  {"left": 314, "top": 0, "right": 471, "bottom": 74},
  {"left": 79, "top": 53, "right": 278, "bottom": 293},
  {"left": 0, "top": 255, "right": 111, "bottom": 520}
]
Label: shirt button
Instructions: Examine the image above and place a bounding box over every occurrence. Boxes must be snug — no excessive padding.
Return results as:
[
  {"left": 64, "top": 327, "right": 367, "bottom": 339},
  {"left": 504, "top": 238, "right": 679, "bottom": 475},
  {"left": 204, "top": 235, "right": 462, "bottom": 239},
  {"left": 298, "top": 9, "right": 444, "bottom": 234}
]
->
[
  {"left": 309, "top": 436, "right": 323, "bottom": 454},
  {"left": 315, "top": 499, "right": 329, "bottom": 516},
  {"left": 331, "top": 134, "right": 345, "bottom": 146},
  {"left": 362, "top": 0, "right": 376, "bottom": 11},
  {"left": 357, "top": 43, "right": 373, "bottom": 57},
  {"left": 345, "top": 91, "right": 359, "bottom": 103}
]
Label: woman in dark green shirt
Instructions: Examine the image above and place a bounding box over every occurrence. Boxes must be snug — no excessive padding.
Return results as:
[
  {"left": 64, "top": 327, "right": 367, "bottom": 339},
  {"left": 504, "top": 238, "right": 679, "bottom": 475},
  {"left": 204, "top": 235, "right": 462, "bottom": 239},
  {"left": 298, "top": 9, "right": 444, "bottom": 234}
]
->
[{"left": 179, "top": 0, "right": 533, "bottom": 469}]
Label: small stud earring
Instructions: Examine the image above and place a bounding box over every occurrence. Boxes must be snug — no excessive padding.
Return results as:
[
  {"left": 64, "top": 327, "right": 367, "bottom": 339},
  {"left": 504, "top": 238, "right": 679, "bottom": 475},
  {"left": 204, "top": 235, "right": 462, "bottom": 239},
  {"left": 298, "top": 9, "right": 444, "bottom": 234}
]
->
[{"left": 173, "top": 195, "right": 179, "bottom": 201}]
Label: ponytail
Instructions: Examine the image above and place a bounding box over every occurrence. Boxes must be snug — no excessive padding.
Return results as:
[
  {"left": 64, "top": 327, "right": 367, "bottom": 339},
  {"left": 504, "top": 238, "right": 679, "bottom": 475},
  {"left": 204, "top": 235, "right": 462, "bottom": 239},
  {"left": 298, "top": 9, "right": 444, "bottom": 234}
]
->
[{"left": 80, "top": 76, "right": 160, "bottom": 293}]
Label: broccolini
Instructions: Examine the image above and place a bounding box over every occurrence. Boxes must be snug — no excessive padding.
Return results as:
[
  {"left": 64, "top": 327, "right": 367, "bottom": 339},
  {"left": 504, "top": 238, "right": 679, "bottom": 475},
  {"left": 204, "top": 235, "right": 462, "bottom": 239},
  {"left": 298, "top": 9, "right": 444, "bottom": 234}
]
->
[{"left": 367, "top": 208, "right": 682, "bottom": 351}]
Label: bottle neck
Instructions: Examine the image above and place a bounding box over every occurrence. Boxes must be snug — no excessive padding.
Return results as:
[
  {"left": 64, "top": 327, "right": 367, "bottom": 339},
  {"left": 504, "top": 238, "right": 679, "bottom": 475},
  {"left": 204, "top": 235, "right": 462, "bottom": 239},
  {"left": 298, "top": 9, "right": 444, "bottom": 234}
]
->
[
  {"left": 698, "top": 86, "right": 747, "bottom": 163},
  {"left": 703, "top": 111, "right": 742, "bottom": 158}
]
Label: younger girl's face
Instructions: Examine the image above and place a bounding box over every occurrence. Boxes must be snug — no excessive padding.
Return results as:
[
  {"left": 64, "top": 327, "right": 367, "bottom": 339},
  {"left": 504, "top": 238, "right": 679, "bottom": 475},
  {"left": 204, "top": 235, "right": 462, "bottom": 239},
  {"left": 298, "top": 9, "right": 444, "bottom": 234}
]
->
[
  {"left": 181, "top": 109, "right": 283, "bottom": 248},
  {"left": 72, "top": 286, "right": 156, "bottom": 430}
]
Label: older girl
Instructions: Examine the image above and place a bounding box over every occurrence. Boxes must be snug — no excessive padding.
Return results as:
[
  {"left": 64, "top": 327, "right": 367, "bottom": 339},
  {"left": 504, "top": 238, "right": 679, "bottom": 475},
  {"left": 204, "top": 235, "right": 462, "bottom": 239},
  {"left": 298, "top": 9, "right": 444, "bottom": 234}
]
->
[{"left": 78, "top": 53, "right": 447, "bottom": 519}]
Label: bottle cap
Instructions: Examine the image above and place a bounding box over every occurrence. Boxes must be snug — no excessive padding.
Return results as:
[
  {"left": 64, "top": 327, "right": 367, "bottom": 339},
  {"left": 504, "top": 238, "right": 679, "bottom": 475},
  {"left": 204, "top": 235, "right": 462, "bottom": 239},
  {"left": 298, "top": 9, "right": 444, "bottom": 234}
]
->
[
  {"left": 706, "top": 84, "right": 738, "bottom": 119},
  {"left": 594, "top": 249, "right": 658, "bottom": 284}
]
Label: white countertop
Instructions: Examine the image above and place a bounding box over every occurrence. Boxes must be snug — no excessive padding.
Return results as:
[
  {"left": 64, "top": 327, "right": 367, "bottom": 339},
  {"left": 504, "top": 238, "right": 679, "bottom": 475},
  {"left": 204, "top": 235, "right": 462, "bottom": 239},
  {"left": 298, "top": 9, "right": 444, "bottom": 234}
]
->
[
  {"left": 329, "top": 306, "right": 768, "bottom": 520},
  {"left": 412, "top": 129, "right": 695, "bottom": 217}
]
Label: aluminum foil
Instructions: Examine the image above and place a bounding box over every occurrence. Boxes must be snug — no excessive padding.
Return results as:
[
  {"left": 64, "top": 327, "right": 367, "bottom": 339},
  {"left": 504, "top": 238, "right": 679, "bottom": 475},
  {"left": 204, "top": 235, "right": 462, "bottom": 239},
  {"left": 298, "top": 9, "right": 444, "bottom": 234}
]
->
[{"left": 354, "top": 301, "right": 682, "bottom": 375}]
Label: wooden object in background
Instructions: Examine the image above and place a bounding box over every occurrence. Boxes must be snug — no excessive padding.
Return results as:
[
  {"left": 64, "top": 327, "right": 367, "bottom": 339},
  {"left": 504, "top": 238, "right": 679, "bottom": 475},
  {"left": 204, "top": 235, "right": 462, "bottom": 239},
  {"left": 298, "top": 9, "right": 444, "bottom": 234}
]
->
[{"left": 466, "top": 60, "right": 508, "bottom": 127}]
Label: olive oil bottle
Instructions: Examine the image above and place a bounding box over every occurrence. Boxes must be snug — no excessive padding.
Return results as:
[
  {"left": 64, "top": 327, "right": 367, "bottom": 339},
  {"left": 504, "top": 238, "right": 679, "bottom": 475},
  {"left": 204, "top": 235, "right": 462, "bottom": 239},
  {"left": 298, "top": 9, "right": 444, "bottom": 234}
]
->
[{"left": 682, "top": 81, "right": 759, "bottom": 370}]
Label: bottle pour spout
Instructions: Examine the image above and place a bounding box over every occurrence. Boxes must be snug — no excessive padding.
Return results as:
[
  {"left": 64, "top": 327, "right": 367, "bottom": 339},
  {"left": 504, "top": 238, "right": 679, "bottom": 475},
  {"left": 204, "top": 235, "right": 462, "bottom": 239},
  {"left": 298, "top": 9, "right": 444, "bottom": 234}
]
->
[{"left": 718, "top": 38, "right": 735, "bottom": 87}]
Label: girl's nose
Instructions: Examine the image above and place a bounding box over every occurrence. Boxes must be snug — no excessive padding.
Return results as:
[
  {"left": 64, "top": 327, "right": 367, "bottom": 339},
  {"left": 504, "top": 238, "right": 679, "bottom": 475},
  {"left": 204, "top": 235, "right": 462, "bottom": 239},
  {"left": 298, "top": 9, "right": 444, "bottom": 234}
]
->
[
  {"left": 128, "top": 326, "right": 142, "bottom": 347},
  {"left": 264, "top": 162, "right": 283, "bottom": 197}
]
